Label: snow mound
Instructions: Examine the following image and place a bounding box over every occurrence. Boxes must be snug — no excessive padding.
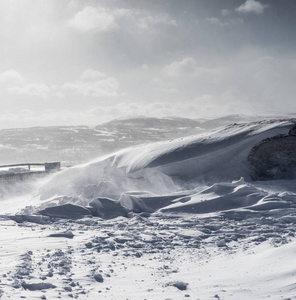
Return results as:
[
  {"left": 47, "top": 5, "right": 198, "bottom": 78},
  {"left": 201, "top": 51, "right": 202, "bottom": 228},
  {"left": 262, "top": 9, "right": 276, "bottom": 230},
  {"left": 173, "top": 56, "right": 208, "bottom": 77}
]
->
[{"left": 5, "top": 119, "right": 296, "bottom": 218}]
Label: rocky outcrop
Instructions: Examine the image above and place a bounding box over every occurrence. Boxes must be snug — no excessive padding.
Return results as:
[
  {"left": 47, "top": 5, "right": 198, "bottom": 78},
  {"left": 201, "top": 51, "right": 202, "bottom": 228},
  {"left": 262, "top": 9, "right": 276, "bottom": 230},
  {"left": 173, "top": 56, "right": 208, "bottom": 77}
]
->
[
  {"left": 248, "top": 134, "right": 296, "bottom": 180},
  {"left": 288, "top": 125, "right": 296, "bottom": 136}
]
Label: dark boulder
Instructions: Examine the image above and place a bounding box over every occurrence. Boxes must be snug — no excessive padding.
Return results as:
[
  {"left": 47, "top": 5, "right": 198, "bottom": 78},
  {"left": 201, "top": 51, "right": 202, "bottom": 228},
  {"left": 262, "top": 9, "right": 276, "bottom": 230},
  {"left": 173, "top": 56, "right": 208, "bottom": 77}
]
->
[
  {"left": 248, "top": 134, "right": 296, "bottom": 180},
  {"left": 288, "top": 125, "right": 296, "bottom": 136},
  {"left": 38, "top": 203, "right": 91, "bottom": 219},
  {"left": 89, "top": 197, "right": 130, "bottom": 219}
]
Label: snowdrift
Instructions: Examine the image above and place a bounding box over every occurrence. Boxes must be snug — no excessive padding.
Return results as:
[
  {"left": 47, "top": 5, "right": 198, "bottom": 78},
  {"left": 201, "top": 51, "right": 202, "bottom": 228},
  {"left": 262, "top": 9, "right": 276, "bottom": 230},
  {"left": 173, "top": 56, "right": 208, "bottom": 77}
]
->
[{"left": 3, "top": 119, "right": 296, "bottom": 218}]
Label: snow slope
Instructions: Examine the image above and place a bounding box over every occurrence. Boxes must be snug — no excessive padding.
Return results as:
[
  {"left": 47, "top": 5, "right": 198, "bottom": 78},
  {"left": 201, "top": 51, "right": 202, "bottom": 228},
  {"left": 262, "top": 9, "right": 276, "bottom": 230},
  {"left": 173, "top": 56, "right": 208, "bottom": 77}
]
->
[
  {"left": 26, "top": 119, "right": 295, "bottom": 216},
  {"left": 1, "top": 117, "right": 296, "bottom": 300}
]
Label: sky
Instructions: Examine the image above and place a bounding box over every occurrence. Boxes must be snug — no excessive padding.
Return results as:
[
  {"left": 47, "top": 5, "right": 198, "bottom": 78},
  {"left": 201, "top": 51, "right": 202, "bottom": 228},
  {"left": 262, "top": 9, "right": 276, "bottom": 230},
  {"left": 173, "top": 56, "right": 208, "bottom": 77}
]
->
[{"left": 0, "top": 0, "right": 295, "bottom": 128}]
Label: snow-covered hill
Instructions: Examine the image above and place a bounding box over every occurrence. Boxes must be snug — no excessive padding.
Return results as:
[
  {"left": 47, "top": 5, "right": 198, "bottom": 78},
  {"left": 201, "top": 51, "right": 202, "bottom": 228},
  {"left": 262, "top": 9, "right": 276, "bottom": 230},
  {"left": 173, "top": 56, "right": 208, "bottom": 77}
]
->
[
  {"left": 0, "top": 117, "right": 204, "bottom": 165},
  {"left": 0, "top": 114, "right": 268, "bottom": 165},
  {"left": 24, "top": 118, "right": 294, "bottom": 215}
]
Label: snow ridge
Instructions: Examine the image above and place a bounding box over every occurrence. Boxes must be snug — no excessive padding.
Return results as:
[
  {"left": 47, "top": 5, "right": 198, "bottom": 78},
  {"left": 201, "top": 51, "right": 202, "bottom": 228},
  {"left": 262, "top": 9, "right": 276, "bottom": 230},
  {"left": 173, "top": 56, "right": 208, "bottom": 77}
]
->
[{"left": 19, "top": 118, "right": 293, "bottom": 217}]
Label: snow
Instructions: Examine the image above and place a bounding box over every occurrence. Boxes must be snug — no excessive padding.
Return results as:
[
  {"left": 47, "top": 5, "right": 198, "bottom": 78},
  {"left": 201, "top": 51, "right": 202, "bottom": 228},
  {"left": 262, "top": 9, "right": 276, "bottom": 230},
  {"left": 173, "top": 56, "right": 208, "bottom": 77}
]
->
[
  {"left": 29, "top": 119, "right": 295, "bottom": 213},
  {"left": 1, "top": 117, "right": 296, "bottom": 299}
]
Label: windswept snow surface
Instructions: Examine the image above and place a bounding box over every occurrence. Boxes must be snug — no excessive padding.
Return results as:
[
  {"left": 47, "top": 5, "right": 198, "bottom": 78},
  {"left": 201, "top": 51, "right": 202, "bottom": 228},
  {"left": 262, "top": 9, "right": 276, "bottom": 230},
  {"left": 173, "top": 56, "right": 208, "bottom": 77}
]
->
[
  {"left": 1, "top": 118, "right": 296, "bottom": 299},
  {"left": 32, "top": 119, "right": 296, "bottom": 214}
]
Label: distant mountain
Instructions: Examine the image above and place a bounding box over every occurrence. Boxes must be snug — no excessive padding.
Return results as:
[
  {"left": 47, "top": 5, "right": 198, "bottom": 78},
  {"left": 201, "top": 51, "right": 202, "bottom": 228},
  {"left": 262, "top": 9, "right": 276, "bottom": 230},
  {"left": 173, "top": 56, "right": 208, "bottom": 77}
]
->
[
  {"left": 0, "top": 115, "right": 280, "bottom": 166},
  {"left": 0, "top": 117, "right": 203, "bottom": 165},
  {"left": 94, "top": 117, "right": 203, "bottom": 144}
]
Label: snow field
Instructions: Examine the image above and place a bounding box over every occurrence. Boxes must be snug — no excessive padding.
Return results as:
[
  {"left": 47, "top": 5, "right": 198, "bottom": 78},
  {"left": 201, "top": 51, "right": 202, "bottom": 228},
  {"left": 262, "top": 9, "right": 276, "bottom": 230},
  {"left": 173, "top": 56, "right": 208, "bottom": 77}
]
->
[{"left": 1, "top": 118, "right": 296, "bottom": 299}]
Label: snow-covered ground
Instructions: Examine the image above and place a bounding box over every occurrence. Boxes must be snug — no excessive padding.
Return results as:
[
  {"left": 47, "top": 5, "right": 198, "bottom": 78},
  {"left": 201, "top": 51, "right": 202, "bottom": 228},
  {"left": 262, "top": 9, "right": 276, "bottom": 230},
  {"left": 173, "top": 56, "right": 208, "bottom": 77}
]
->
[{"left": 1, "top": 117, "right": 296, "bottom": 299}]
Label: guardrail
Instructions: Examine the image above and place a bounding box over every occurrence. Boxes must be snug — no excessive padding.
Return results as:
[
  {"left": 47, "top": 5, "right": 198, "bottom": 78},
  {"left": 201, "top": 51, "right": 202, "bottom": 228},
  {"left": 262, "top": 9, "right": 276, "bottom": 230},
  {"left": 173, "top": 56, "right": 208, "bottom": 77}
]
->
[
  {"left": 0, "top": 162, "right": 61, "bottom": 183},
  {"left": 0, "top": 162, "right": 60, "bottom": 171}
]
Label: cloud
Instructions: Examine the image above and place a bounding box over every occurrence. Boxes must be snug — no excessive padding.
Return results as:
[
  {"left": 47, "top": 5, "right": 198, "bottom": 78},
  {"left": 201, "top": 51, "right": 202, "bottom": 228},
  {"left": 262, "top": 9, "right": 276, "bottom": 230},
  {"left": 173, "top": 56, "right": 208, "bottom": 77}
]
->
[
  {"left": 137, "top": 14, "right": 177, "bottom": 29},
  {"left": 67, "top": 6, "right": 117, "bottom": 32},
  {"left": 221, "top": 9, "right": 231, "bottom": 16},
  {"left": 161, "top": 57, "right": 225, "bottom": 79},
  {"left": 151, "top": 77, "right": 178, "bottom": 93},
  {"left": 8, "top": 83, "right": 52, "bottom": 98},
  {"left": 0, "top": 68, "right": 120, "bottom": 99},
  {"left": 206, "top": 17, "right": 227, "bottom": 26},
  {"left": 240, "top": 54, "right": 296, "bottom": 111},
  {"left": 0, "top": 70, "right": 24, "bottom": 86},
  {"left": 155, "top": 52, "right": 296, "bottom": 118},
  {"left": 62, "top": 69, "right": 120, "bottom": 97},
  {"left": 158, "top": 57, "right": 233, "bottom": 99},
  {"left": 206, "top": 17, "right": 243, "bottom": 27},
  {"left": 80, "top": 69, "right": 109, "bottom": 81},
  {"left": 0, "top": 109, "right": 98, "bottom": 129},
  {"left": 163, "top": 57, "right": 198, "bottom": 77},
  {"left": 235, "top": 0, "right": 268, "bottom": 15},
  {"left": 67, "top": 4, "right": 176, "bottom": 34},
  {"left": 0, "top": 69, "right": 56, "bottom": 98}
]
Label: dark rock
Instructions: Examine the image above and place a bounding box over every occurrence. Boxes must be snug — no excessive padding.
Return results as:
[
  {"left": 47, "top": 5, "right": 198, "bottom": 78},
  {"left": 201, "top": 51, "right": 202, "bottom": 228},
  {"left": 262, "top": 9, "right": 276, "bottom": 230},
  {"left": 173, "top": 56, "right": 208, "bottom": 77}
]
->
[
  {"left": 94, "top": 273, "right": 104, "bottom": 283},
  {"left": 108, "top": 241, "right": 116, "bottom": 251},
  {"left": 166, "top": 280, "right": 188, "bottom": 291},
  {"left": 288, "top": 125, "right": 296, "bottom": 136},
  {"left": 89, "top": 197, "right": 130, "bottom": 219},
  {"left": 248, "top": 135, "right": 296, "bottom": 180},
  {"left": 85, "top": 242, "right": 94, "bottom": 248},
  {"left": 38, "top": 204, "right": 91, "bottom": 219},
  {"left": 21, "top": 282, "right": 56, "bottom": 291},
  {"left": 7, "top": 215, "right": 51, "bottom": 224},
  {"left": 49, "top": 230, "right": 74, "bottom": 239},
  {"left": 139, "top": 212, "right": 151, "bottom": 218}
]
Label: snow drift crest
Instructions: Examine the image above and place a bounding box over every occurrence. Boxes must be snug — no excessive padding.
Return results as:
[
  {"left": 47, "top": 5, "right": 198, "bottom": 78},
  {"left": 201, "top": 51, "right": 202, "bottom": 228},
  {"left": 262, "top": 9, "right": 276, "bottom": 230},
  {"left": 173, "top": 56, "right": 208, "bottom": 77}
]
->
[{"left": 30, "top": 119, "right": 296, "bottom": 218}]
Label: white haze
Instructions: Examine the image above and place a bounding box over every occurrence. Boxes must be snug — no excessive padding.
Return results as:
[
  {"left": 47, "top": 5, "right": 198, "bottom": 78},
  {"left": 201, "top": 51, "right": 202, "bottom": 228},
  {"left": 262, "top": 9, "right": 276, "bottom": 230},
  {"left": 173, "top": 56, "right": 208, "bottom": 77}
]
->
[{"left": 0, "top": 0, "right": 295, "bottom": 128}]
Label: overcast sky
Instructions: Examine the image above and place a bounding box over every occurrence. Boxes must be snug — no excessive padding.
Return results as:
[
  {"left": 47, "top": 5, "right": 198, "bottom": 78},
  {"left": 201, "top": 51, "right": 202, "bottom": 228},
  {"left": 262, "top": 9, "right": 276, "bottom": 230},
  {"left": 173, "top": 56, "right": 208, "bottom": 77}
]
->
[{"left": 0, "top": 0, "right": 295, "bottom": 128}]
